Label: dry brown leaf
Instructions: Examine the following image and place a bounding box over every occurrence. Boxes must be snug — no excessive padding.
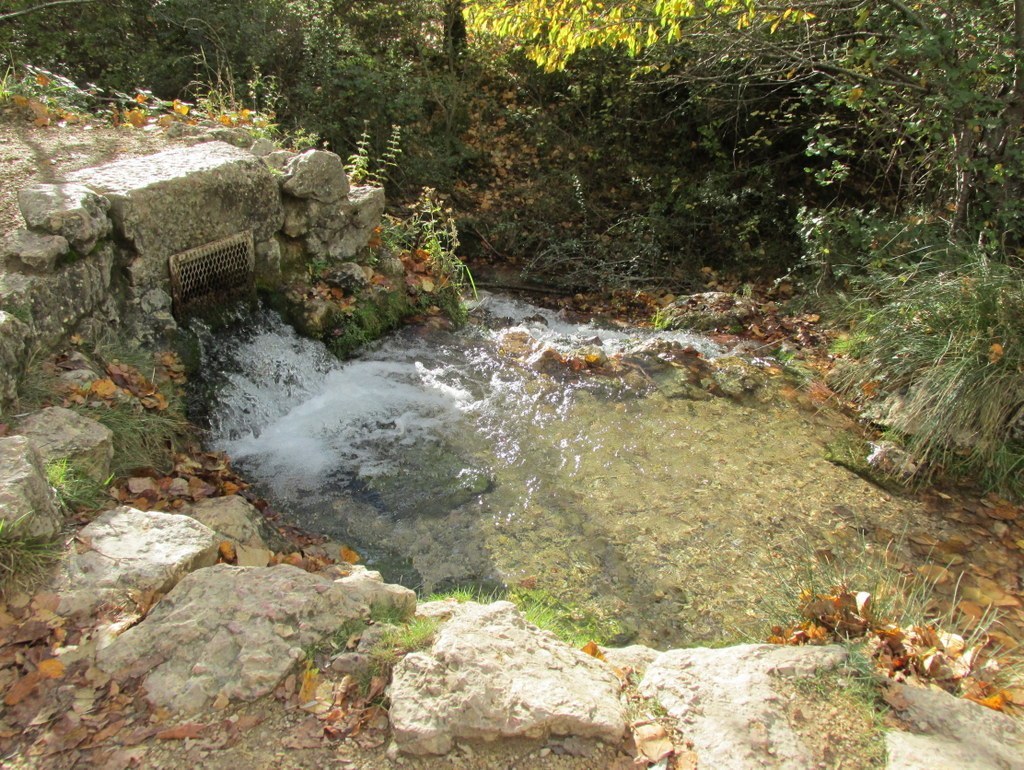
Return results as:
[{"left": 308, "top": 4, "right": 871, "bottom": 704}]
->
[
  {"left": 581, "top": 641, "right": 606, "bottom": 661},
  {"left": 339, "top": 546, "right": 360, "bottom": 564},
  {"left": 90, "top": 378, "right": 118, "bottom": 399},
  {"left": 156, "top": 722, "right": 205, "bottom": 740},
  {"left": 3, "top": 671, "right": 42, "bottom": 706},
  {"left": 36, "top": 658, "right": 65, "bottom": 679},
  {"left": 632, "top": 722, "right": 674, "bottom": 763}
]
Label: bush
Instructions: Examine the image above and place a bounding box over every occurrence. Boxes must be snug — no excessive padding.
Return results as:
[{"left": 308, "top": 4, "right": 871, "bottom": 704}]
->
[{"left": 832, "top": 251, "right": 1024, "bottom": 498}]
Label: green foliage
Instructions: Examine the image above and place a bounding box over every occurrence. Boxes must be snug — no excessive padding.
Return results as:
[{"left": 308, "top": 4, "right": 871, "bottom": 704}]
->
[
  {"left": 832, "top": 252, "right": 1024, "bottom": 498},
  {"left": 0, "top": 518, "right": 60, "bottom": 596},
  {"left": 45, "top": 459, "right": 111, "bottom": 513},
  {"left": 426, "top": 584, "right": 624, "bottom": 646},
  {"left": 346, "top": 122, "right": 403, "bottom": 186}
]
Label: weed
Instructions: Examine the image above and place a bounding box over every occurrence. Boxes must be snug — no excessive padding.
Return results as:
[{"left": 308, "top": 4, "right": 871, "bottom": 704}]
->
[
  {"left": 833, "top": 252, "right": 1024, "bottom": 498},
  {"left": 46, "top": 459, "right": 111, "bottom": 513},
  {"left": 650, "top": 305, "right": 679, "bottom": 331},
  {"left": 345, "top": 121, "right": 402, "bottom": 186},
  {"left": 369, "top": 600, "right": 414, "bottom": 626},
  {"left": 823, "top": 432, "right": 908, "bottom": 494},
  {"left": 76, "top": 401, "right": 187, "bottom": 477},
  {"left": 366, "top": 617, "right": 439, "bottom": 680},
  {"left": 0, "top": 518, "right": 60, "bottom": 596}
]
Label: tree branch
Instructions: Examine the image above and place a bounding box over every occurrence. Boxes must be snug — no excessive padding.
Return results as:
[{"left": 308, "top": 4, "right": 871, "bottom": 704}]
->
[{"left": 0, "top": 0, "right": 98, "bottom": 24}]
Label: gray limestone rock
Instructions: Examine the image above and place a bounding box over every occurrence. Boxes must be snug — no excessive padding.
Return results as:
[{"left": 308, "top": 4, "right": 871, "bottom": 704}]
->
[
  {"left": 263, "top": 149, "right": 294, "bottom": 174},
  {"left": 346, "top": 185, "right": 386, "bottom": 230},
  {"left": 282, "top": 149, "right": 349, "bottom": 202},
  {"left": 17, "top": 406, "right": 114, "bottom": 482},
  {"left": 639, "top": 643, "right": 849, "bottom": 769},
  {"left": 0, "top": 228, "right": 69, "bottom": 273},
  {"left": 600, "top": 644, "right": 661, "bottom": 674},
  {"left": 255, "top": 238, "right": 281, "bottom": 279},
  {"left": 0, "top": 436, "right": 62, "bottom": 539},
  {"left": 0, "top": 311, "right": 30, "bottom": 413},
  {"left": 96, "top": 563, "right": 416, "bottom": 714},
  {"left": 18, "top": 182, "right": 111, "bottom": 254},
  {"left": 249, "top": 138, "right": 276, "bottom": 157},
  {"left": 389, "top": 601, "right": 626, "bottom": 755},
  {"left": 0, "top": 242, "right": 116, "bottom": 348},
  {"left": 182, "top": 495, "right": 269, "bottom": 549},
  {"left": 66, "top": 143, "right": 283, "bottom": 284},
  {"left": 62, "top": 507, "right": 219, "bottom": 614},
  {"left": 884, "top": 682, "right": 1024, "bottom": 770},
  {"left": 322, "top": 262, "right": 369, "bottom": 293}
]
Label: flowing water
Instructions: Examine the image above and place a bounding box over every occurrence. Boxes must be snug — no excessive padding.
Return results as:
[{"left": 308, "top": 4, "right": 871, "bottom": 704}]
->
[{"left": 199, "top": 294, "right": 925, "bottom": 647}]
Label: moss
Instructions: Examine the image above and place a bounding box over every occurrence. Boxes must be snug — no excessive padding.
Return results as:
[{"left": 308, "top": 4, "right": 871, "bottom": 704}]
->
[{"left": 326, "top": 289, "right": 414, "bottom": 358}]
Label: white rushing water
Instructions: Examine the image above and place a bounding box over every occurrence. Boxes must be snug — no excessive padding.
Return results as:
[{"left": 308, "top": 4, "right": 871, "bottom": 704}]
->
[{"left": 204, "top": 293, "right": 720, "bottom": 506}]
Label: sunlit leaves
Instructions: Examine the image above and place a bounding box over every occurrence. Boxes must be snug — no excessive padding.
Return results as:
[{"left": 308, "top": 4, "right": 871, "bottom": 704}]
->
[{"left": 466, "top": 0, "right": 815, "bottom": 70}]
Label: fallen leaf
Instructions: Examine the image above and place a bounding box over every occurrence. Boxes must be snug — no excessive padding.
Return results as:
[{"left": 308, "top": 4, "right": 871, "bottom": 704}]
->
[
  {"left": 37, "top": 658, "right": 65, "bottom": 679},
  {"left": 632, "top": 722, "right": 674, "bottom": 763},
  {"left": 988, "top": 343, "right": 1004, "bottom": 364},
  {"left": 4, "top": 671, "right": 42, "bottom": 706},
  {"left": 339, "top": 546, "right": 360, "bottom": 564},
  {"left": 298, "top": 665, "right": 320, "bottom": 705},
  {"left": 90, "top": 378, "right": 119, "bottom": 398},
  {"left": 581, "top": 641, "right": 606, "bottom": 660},
  {"left": 218, "top": 541, "right": 237, "bottom": 564},
  {"left": 156, "top": 722, "right": 205, "bottom": 740}
]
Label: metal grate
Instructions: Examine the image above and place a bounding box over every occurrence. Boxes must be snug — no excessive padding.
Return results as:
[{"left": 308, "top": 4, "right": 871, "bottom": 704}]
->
[{"left": 168, "top": 231, "right": 255, "bottom": 318}]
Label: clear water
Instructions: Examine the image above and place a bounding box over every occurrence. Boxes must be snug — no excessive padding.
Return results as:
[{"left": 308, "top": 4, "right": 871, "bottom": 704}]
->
[{"left": 201, "top": 295, "right": 923, "bottom": 647}]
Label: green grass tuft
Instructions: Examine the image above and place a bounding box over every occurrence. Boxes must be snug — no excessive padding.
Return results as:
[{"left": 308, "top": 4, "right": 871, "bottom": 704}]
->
[
  {"left": 46, "top": 459, "right": 111, "bottom": 513},
  {"left": 0, "top": 518, "right": 61, "bottom": 596}
]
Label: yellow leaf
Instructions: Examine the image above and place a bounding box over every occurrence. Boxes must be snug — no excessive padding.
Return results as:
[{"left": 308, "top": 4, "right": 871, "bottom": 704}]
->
[
  {"left": 988, "top": 343, "right": 1004, "bottom": 363},
  {"left": 12, "top": 94, "right": 29, "bottom": 107},
  {"left": 849, "top": 87, "right": 865, "bottom": 101},
  {"left": 172, "top": 100, "right": 189, "bottom": 116},
  {"left": 135, "top": 93, "right": 148, "bottom": 103},
  {"left": 37, "top": 658, "right": 65, "bottom": 679},
  {"left": 581, "top": 641, "right": 605, "bottom": 660},
  {"left": 35, "top": 73, "right": 50, "bottom": 87},
  {"left": 297, "top": 665, "right": 319, "bottom": 704},
  {"left": 339, "top": 545, "right": 360, "bottom": 564},
  {"left": 90, "top": 378, "right": 119, "bottom": 398}
]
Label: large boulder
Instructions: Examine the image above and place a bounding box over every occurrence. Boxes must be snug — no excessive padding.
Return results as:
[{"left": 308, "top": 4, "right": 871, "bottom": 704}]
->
[
  {"left": 639, "top": 643, "right": 848, "bottom": 769},
  {"left": 0, "top": 436, "right": 62, "bottom": 539},
  {"left": 389, "top": 601, "right": 626, "bottom": 755},
  {"left": 96, "top": 564, "right": 416, "bottom": 714},
  {"left": 0, "top": 228, "right": 69, "bottom": 273},
  {"left": 60, "top": 507, "right": 219, "bottom": 616},
  {"left": 17, "top": 406, "right": 114, "bottom": 482},
  {"left": 66, "top": 142, "right": 284, "bottom": 291},
  {"left": 281, "top": 149, "right": 349, "bottom": 203},
  {"left": 884, "top": 682, "right": 1024, "bottom": 769},
  {"left": 182, "top": 495, "right": 269, "bottom": 549},
  {"left": 18, "top": 182, "right": 111, "bottom": 254}
]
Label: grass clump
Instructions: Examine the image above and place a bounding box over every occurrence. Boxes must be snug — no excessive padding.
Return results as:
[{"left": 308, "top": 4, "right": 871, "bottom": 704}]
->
[
  {"left": 366, "top": 617, "right": 439, "bottom": 679},
  {"left": 76, "top": 400, "right": 188, "bottom": 477},
  {"left": 0, "top": 518, "right": 60, "bottom": 596},
  {"left": 427, "top": 584, "right": 624, "bottom": 647},
  {"left": 832, "top": 252, "right": 1024, "bottom": 498},
  {"left": 45, "top": 459, "right": 111, "bottom": 513}
]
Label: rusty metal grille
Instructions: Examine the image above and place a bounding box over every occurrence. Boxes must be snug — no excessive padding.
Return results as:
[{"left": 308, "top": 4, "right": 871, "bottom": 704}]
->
[{"left": 168, "top": 231, "right": 255, "bottom": 318}]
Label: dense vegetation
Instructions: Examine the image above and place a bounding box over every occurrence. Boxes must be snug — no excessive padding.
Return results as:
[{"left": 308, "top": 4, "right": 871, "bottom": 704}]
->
[{"left": 2, "top": 0, "right": 1022, "bottom": 495}]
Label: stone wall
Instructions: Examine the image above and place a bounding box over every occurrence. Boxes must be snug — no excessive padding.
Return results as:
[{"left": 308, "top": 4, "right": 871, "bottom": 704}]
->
[{"left": 0, "top": 140, "right": 386, "bottom": 416}]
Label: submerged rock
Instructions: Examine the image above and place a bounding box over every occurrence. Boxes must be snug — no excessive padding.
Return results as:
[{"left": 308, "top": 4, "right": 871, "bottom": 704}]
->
[
  {"left": 96, "top": 563, "right": 415, "bottom": 714},
  {"left": 389, "top": 600, "right": 626, "bottom": 755},
  {"left": 640, "top": 643, "right": 848, "bottom": 769}
]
